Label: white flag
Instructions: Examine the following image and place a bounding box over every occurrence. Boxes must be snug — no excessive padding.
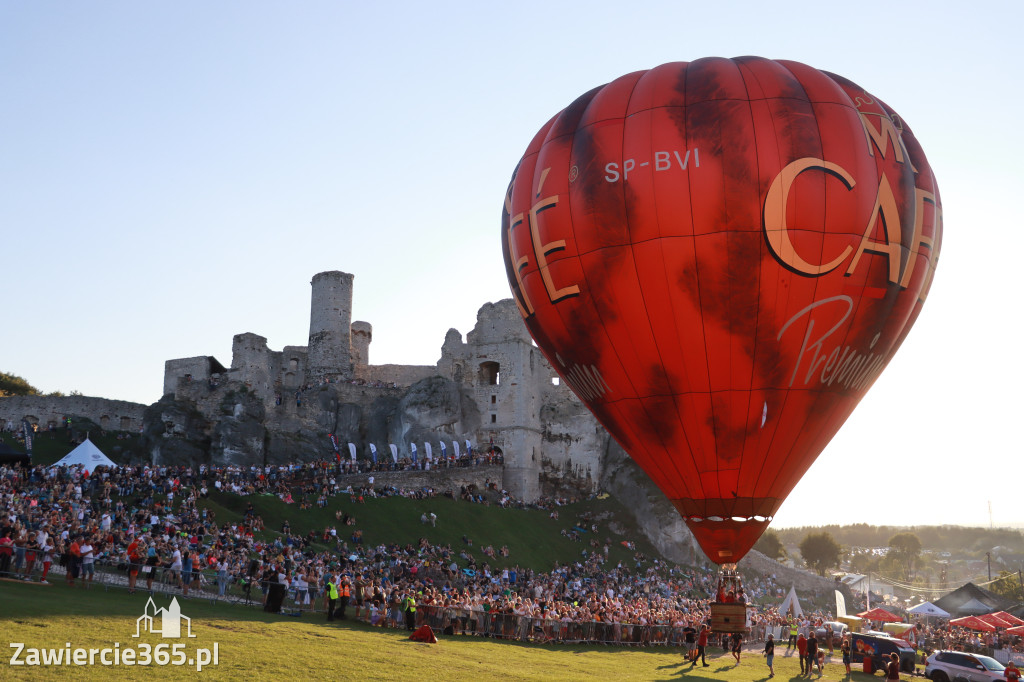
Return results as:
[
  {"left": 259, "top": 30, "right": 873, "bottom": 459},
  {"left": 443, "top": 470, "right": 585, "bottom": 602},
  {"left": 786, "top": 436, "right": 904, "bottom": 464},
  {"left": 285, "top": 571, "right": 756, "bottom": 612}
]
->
[
  {"left": 389, "top": 443, "right": 398, "bottom": 463},
  {"left": 453, "top": 440, "right": 460, "bottom": 457},
  {"left": 425, "top": 442, "right": 433, "bottom": 460},
  {"left": 348, "top": 442, "right": 357, "bottom": 461},
  {"left": 835, "top": 590, "right": 847, "bottom": 618}
]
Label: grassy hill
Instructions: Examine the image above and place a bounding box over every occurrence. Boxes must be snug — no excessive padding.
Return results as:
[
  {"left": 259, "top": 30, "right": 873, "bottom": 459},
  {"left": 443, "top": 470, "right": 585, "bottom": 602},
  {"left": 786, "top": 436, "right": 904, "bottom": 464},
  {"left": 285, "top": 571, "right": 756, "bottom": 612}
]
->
[
  {"left": 0, "top": 580, "right": 880, "bottom": 681},
  {"left": 0, "top": 430, "right": 668, "bottom": 572},
  {"left": 205, "top": 489, "right": 661, "bottom": 574}
]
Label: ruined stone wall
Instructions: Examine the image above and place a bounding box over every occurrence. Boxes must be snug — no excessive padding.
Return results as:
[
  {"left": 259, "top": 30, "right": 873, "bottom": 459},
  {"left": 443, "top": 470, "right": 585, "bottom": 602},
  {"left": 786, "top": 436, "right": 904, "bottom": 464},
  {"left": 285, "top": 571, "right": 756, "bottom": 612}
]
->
[
  {"left": 164, "top": 357, "right": 213, "bottom": 397},
  {"left": 230, "top": 333, "right": 274, "bottom": 399},
  {"left": 353, "top": 364, "right": 435, "bottom": 387},
  {"left": 278, "top": 345, "right": 309, "bottom": 391},
  {"left": 341, "top": 463, "right": 503, "bottom": 497},
  {"left": 350, "top": 321, "right": 371, "bottom": 367},
  {"left": 0, "top": 395, "right": 147, "bottom": 432}
]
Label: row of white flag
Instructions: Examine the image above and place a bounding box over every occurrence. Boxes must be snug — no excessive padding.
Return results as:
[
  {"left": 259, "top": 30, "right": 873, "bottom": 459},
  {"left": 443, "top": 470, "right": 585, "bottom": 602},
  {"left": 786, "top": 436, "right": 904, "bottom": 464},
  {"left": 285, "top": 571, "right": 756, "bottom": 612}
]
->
[{"left": 336, "top": 439, "right": 475, "bottom": 463}]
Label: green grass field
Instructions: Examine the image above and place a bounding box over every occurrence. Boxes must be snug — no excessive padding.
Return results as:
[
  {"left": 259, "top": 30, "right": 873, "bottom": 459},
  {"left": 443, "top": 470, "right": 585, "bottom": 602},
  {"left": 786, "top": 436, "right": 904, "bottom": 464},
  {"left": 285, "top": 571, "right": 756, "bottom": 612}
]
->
[
  {"left": 207, "top": 489, "right": 664, "bottom": 574},
  {"left": 0, "top": 579, "right": 885, "bottom": 681}
]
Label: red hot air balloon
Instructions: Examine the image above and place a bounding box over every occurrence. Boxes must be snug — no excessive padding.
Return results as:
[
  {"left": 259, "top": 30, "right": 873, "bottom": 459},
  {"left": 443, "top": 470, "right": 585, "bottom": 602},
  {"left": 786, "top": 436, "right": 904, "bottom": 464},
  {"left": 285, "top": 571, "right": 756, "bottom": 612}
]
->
[{"left": 501, "top": 57, "right": 941, "bottom": 565}]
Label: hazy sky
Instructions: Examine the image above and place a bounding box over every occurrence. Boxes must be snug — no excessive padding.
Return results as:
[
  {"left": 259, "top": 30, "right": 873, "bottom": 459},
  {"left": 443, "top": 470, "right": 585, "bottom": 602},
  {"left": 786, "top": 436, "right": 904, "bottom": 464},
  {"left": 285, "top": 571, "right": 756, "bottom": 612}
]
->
[{"left": 2, "top": 2, "right": 1021, "bottom": 529}]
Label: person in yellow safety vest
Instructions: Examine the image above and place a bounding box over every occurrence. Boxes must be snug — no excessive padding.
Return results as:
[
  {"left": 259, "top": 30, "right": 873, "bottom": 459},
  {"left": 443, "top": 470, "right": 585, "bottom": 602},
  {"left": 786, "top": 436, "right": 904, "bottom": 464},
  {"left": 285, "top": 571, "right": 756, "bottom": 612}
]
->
[
  {"left": 788, "top": 618, "right": 798, "bottom": 650},
  {"left": 326, "top": 576, "right": 339, "bottom": 621},
  {"left": 339, "top": 578, "right": 351, "bottom": 620},
  {"left": 402, "top": 592, "right": 417, "bottom": 631}
]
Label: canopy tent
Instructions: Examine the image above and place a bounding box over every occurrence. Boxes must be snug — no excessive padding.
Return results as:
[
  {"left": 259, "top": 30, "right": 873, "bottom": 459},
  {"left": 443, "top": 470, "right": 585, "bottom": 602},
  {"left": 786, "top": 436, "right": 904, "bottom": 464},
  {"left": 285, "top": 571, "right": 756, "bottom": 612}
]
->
[
  {"left": 50, "top": 438, "right": 117, "bottom": 470},
  {"left": 978, "top": 613, "right": 1013, "bottom": 628},
  {"left": 779, "top": 585, "right": 804, "bottom": 618},
  {"left": 957, "top": 598, "right": 994, "bottom": 616},
  {"left": 934, "top": 582, "right": 1010, "bottom": 617},
  {"left": 1007, "top": 625, "right": 1024, "bottom": 637},
  {"left": 857, "top": 607, "right": 901, "bottom": 623},
  {"left": 994, "top": 611, "right": 1024, "bottom": 626},
  {"left": 908, "top": 602, "right": 950, "bottom": 618},
  {"left": 949, "top": 615, "right": 996, "bottom": 632}
]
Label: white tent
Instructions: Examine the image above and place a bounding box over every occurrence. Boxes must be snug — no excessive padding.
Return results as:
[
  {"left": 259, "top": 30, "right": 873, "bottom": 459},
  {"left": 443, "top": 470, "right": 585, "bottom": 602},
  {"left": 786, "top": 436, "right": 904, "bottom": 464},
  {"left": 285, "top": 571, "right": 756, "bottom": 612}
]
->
[
  {"left": 50, "top": 438, "right": 118, "bottom": 470},
  {"left": 908, "top": 601, "right": 950, "bottom": 618},
  {"left": 779, "top": 585, "right": 804, "bottom": 618}
]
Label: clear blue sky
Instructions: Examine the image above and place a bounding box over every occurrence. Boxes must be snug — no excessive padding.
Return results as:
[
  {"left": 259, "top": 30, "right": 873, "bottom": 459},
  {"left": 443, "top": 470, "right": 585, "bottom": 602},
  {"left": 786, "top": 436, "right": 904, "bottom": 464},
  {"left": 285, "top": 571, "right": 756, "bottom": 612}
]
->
[{"left": 2, "top": 1, "right": 1021, "bottom": 529}]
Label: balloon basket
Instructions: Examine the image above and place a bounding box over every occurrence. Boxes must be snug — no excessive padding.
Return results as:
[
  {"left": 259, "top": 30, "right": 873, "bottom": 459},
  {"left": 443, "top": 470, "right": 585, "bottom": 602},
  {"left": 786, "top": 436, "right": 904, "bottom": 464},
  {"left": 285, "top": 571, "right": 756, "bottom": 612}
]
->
[{"left": 710, "top": 602, "right": 749, "bottom": 633}]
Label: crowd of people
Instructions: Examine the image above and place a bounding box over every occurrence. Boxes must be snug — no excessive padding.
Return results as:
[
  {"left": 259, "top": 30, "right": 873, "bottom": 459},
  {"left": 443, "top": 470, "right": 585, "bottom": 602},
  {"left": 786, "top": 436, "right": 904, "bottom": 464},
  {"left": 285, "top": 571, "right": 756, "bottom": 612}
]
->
[{"left": 1, "top": 456, "right": 1022, "bottom": 659}]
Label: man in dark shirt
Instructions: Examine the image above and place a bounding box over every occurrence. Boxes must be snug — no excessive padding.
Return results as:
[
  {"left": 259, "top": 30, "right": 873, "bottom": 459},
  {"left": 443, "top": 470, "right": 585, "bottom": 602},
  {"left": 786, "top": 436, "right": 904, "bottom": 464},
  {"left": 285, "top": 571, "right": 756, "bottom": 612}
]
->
[
  {"left": 763, "top": 633, "right": 775, "bottom": 678},
  {"left": 683, "top": 623, "right": 697, "bottom": 663},
  {"left": 806, "top": 633, "right": 819, "bottom": 677}
]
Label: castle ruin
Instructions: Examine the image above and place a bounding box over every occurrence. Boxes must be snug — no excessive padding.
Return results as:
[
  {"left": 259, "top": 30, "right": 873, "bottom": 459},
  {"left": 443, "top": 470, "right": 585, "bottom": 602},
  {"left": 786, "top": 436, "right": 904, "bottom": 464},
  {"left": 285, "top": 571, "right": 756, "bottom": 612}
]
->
[{"left": 155, "top": 270, "right": 609, "bottom": 500}]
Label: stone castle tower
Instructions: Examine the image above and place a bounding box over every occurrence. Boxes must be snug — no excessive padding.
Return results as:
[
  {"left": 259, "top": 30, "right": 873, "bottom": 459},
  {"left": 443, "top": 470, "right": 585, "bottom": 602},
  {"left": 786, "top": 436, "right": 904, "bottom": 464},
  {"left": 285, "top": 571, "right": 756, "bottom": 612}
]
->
[{"left": 307, "top": 271, "right": 355, "bottom": 382}]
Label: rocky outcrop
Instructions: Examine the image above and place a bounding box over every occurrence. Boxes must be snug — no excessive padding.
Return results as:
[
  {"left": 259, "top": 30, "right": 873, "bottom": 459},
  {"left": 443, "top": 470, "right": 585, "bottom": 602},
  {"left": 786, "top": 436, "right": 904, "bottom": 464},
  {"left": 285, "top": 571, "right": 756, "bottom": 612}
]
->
[
  {"left": 210, "top": 387, "right": 266, "bottom": 466},
  {"left": 599, "top": 439, "right": 705, "bottom": 566},
  {"left": 141, "top": 396, "right": 212, "bottom": 466}
]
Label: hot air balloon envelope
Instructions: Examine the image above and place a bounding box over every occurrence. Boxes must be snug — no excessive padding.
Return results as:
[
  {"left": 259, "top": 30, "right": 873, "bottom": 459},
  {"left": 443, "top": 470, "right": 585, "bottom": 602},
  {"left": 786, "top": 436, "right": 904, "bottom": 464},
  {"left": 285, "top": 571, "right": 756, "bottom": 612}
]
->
[{"left": 501, "top": 57, "right": 942, "bottom": 564}]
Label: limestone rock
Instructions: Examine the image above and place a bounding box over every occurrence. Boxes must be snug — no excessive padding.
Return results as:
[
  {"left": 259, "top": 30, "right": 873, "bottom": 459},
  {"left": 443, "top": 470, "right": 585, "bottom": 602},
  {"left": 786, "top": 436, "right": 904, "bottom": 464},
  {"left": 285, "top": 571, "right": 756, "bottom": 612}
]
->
[{"left": 140, "top": 396, "right": 211, "bottom": 466}]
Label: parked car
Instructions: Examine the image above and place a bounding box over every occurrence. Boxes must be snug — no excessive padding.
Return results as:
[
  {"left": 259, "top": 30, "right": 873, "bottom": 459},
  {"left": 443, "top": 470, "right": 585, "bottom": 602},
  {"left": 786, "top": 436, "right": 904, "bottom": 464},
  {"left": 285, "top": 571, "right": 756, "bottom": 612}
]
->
[
  {"left": 924, "top": 650, "right": 1006, "bottom": 682},
  {"left": 849, "top": 632, "right": 917, "bottom": 673},
  {"left": 814, "top": 621, "right": 849, "bottom": 644}
]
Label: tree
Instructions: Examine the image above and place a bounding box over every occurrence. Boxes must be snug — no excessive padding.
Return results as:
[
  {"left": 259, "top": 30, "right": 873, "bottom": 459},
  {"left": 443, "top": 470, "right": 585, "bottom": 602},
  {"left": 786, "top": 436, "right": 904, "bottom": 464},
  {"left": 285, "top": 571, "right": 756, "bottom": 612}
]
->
[
  {"left": 989, "top": 571, "right": 1024, "bottom": 602},
  {"left": 755, "top": 529, "right": 786, "bottom": 561},
  {"left": 0, "top": 371, "right": 40, "bottom": 397},
  {"left": 888, "top": 532, "right": 922, "bottom": 581},
  {"left": 799, "top": 531, "right": 842, "bottom": 576}
]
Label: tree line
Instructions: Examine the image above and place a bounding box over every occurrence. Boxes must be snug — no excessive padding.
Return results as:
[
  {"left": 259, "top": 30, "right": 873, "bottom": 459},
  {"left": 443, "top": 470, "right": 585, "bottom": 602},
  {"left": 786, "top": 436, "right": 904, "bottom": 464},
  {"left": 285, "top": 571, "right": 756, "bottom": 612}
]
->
[
  {"left": 773, "top": 524, "right": 1024, "bottom": 554},
  {"left": 753, "top": 525, "right": 1024, "bottom": 602}
]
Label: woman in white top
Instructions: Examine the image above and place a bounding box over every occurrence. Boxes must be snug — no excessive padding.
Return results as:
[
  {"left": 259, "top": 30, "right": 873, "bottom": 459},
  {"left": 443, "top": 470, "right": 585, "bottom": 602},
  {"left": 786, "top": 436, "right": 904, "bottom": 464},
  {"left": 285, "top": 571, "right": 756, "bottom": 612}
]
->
[{"left": 80, "top": 538, "right": 95, "bottom": 585}]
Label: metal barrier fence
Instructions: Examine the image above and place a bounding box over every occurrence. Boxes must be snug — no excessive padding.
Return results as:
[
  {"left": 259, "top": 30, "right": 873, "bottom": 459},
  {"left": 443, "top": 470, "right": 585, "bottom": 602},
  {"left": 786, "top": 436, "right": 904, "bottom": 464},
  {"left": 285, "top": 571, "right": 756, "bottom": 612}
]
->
[
  {"left": 14, "top": 563, "right": 776, "bottom": 649},
  {"left": 357, "top": 604, "right": 700, "bottom": 646}
]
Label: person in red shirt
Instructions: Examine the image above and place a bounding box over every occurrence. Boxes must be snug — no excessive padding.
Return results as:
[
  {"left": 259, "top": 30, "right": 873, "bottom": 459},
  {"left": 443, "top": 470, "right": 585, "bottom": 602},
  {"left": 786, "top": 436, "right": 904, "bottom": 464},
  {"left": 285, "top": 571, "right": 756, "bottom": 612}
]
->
[
  {"left": 0, "top": 529, "right": 14, "bottom": 576},
  {"left": 696, "top": 624, "right": 710, "bottom": 667},
  {"left": 797, "top": 633, "right": 808, "bottom": 675},
  {"left": 1005, "top": 661, "right": 1021, "bottom": 682},
  {"left": 67, "top": 536, "right": 82, "bottom": 587},
  {"left": 126, "top": 538, "right": 141, "bottom": 594}
]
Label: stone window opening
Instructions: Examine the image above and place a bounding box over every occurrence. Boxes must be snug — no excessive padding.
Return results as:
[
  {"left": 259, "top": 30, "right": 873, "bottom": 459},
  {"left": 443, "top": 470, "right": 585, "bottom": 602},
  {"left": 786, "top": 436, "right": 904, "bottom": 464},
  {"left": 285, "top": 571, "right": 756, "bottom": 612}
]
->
[
  {"left": 478, "top": 361, "right": 500, "bottom": 386},
  {"left": 491, "top": 414, "right": 497, "bottom": 423},
  {"left": 490, "top": 395, "right": 496, "bottom": 404}
]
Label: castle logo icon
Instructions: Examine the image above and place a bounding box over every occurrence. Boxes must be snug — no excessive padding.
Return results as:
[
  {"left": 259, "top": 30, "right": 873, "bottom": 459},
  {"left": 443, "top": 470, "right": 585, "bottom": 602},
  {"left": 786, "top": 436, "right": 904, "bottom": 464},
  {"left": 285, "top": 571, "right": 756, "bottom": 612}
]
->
[{"left": 134, "top": 597, "right": 196, "bottom": 639}]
